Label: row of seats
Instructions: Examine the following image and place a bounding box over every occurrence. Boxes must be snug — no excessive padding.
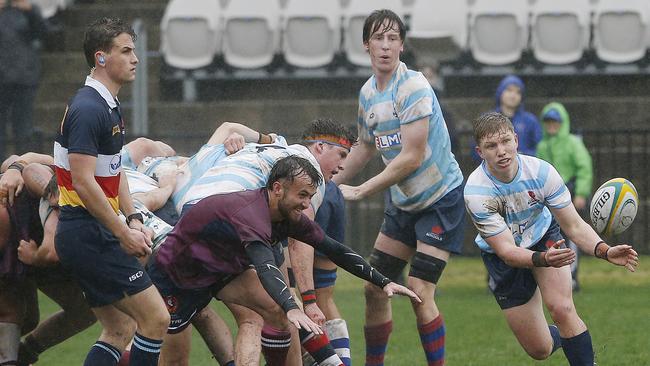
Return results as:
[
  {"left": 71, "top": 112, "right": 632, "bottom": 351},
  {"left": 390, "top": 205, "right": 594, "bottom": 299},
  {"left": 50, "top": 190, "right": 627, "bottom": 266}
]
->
[
  {"left": 32, "top": 0, "right": 73, "bottom": 18},
  {"left": 160, "top": 0, "right": 650, "bottom": 71}
]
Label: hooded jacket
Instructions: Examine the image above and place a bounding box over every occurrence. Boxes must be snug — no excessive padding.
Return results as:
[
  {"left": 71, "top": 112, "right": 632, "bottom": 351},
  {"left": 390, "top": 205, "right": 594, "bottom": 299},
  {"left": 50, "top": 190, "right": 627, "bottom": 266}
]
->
[
  {"left": 495, "top": 75, "right": 542, "bottom": 157},
  {"left": 537, "top": 102, "right": 593, "bottom": 199}
]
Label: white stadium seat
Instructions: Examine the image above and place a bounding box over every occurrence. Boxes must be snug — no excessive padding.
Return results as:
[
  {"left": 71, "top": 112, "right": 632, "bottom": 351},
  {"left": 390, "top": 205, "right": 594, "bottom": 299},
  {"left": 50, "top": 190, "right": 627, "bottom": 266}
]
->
[
  {"left": 469, "top": 0, "right": 529, "bottom": 65},
  {"left": 407, "top": 0, "right": 468, "bottom": 64},
  {"left": 593, "top": 0, "right": 649, "bottom": 64},
  {"left": 222, "top": 0, "right": 282, "bottom": 69},
  {"left": 342, "top": 0, "right": 405, "bottom": 67},
  {"left": 282, "top": 0, "right": 341, "bottom": 68},
  {"left": 160, "top": 0, "right": 222, "bottom": 70},
  {"left": 530, "top": 0, "right": 590, "bottom": 65},
  {"left": 32, "top": 0, "right": 64, "bottom": 18}
]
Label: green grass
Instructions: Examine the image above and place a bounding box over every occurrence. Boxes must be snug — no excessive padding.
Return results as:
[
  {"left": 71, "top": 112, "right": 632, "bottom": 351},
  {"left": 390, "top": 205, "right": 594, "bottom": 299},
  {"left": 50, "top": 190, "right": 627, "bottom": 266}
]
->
[{"left": 35, "top": 256, "right": 650, "bottom": 365}]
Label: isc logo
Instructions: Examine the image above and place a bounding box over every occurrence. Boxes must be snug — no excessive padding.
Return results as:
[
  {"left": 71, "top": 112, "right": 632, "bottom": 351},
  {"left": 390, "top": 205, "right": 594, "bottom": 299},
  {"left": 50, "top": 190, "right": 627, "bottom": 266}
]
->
[{"left": 129, "top": 270, "right": 144, "bottom": 282}]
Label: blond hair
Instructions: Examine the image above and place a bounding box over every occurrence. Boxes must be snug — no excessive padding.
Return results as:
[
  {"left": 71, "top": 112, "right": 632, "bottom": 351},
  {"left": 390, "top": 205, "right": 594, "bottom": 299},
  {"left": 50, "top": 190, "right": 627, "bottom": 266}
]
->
[{"left": 473, "top": 112, "right": 515, "bottom": 145}]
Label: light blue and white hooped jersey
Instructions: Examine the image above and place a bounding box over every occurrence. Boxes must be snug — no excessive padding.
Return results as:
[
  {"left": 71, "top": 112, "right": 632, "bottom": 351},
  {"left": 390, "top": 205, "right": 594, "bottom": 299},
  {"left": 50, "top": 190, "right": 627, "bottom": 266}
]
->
[
  {"left": 171, "top": 136, "right": 290, "bottom": 213},
  {"left": 464, "top": 155, "right": 572, "bottom": 253},
  {"left": 123, "top": 166, "right": 158, "bottom": 195},
  {"left": 358, "top": 62, "right": 463, "bottom": 212},
  {"left": 177, "top": 139, "right": 326, "bottom": 214}
]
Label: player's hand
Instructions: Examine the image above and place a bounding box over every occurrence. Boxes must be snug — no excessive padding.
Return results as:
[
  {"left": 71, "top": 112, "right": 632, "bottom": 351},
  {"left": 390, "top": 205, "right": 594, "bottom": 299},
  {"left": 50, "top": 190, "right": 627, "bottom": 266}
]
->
[
  {"left": 382, "top": 282, "right": 422, "bottom": 303},
  {"left": 17, "top": 239, "right": 38, "bottom": 265},
  {"left": 605, "top": 244, "right": 639, "bottom": 272},
  {"left": 119, "top": 227, "right": 152, "bottom": 258},
  {"left": 0, "top": 169, "right": 24, "bottom": 206},
  {"left": 303, "top": 302, "right": 326, "bottom": 326},
  {"left": 224, "top": 132, "right": 246, "bottom": 154},
  {"left": 544, "top": 240, "right": 575, "bottom": 268},
  {"left": 338, "top": 184, "right": 365, "bottom": 201},
  {"left": 286, "top": 308, "right": 323, "bottom": 335}
]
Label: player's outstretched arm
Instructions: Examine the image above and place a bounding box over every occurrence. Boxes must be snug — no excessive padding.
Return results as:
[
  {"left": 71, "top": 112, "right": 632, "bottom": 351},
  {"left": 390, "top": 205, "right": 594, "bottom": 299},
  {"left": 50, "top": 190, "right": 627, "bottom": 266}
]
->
[
  {"left": 593, "top": 242, "right": 639, "bottom": 272},
  {"left": 551, "top": 204, "right": 638, "bottom": 272},
  {"left": 485, "top": 231, "right": 575, "bottom": 269},
  {"left": 315, "top": 235, "right": 421, "bottom": 303},
  {"left": 245, "top": 241, "right": 324, "bottom": 334}
]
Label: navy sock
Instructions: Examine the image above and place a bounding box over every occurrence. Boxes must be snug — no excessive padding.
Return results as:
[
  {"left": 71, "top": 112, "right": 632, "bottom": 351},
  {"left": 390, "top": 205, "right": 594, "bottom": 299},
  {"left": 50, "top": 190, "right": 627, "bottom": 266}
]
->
[
  {"left": 129, "top": 333, "right": 162, "bottom": 366},
  {"left": 224, "top": 361, "right": 235, "bottom": 366},
  {"left": 84, "top": 341, "right": 121, "bottom": 366},
  {"left": 561, "top": 330, "right": 594, "bottom": 366},
  {"left": 549, "top": 325, "right": 562, "bottom": 354}
]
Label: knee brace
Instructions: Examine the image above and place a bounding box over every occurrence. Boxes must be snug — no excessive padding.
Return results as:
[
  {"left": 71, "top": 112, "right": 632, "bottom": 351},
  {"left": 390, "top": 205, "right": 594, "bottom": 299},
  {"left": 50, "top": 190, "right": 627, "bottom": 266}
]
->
[
  {"left": 368, "top": 249, "right": 407, "bottom": 282},
  {"left": 408, "top": 252, "right": 447, "bottom": 284}
]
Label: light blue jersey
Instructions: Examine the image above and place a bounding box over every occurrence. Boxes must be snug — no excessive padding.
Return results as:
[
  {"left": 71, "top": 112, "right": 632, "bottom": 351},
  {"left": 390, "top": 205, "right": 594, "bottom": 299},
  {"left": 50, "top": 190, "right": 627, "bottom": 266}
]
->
[
  {"left": 358, "top": 62, "right": 462, "bottom": 212},
  {"left": 464, "top": 155, "right": 572, "bottom": 253},
  {"left": 176, "top": 139, "right": 325, "bottom": 214}
]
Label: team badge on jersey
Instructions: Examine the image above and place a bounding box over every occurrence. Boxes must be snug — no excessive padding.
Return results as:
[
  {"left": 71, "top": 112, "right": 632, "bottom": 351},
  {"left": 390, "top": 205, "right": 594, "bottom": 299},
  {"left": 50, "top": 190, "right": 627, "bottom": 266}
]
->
[
  {"left": 165, "top": 295, "right": 178, "bottom": 313},
  {"left": 112, "top": 125, "right": 121, "bottom": 136}
]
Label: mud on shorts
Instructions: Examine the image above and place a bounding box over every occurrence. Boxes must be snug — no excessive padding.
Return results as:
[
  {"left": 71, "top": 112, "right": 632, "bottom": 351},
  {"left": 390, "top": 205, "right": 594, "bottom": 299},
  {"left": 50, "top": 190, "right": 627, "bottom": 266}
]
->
[{"left": 380, "top": 184, "right": 465, "bottom": 254}]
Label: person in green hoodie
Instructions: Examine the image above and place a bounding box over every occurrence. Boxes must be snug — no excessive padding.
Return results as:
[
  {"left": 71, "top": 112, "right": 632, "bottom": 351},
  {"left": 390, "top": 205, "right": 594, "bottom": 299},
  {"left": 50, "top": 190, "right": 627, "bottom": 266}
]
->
[{"left": 537, "top": 102, "right": 593, "bottom": 292}]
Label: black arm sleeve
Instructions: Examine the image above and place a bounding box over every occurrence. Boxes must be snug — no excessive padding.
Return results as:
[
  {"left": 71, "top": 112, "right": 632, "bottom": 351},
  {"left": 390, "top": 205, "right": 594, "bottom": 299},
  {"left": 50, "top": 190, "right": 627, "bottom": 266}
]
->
[
  {"left": 318, "top": 235, "right": 391, "bottom": 289},
  {"left": 245, "top": 241, "right": 299, "bottom": 313}
]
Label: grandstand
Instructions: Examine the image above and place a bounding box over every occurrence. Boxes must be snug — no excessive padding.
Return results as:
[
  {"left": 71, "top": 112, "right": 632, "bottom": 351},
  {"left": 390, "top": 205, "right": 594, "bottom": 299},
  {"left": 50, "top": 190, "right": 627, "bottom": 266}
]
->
[{"left": 21, "top": 0, "right": 650, "bottom": 254}]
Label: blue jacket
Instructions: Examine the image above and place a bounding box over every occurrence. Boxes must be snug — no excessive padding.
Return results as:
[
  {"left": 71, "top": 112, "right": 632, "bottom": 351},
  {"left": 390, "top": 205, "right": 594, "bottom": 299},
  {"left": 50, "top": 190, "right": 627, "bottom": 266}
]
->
[
  {"left": 471, "top": 75, "right": 542, "bottom": 164},
  {"left": 494, "top": 75, "right": 542, "bottom": 156}
]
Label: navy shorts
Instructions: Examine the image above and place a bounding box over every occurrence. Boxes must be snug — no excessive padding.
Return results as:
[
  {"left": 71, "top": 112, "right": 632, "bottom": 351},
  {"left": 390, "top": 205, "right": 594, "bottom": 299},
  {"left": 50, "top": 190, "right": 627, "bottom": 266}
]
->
[
  {"left": 481, "top": 220, "right": 563, "bottom": 310},
  {"left": 54, "top": 217, "right": 152, "bottom": 308},
  {"left": 147, "top": 260, "right": 218, "bottom": 334},
  {"left": 380, "top": 185, "right": 465, "bottom": 254}
]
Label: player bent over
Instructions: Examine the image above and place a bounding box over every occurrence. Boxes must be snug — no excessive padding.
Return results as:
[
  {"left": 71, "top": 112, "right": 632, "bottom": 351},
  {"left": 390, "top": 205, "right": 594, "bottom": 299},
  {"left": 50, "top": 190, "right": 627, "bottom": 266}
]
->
[
  {"left": 464, "top": 112, "right": 638, "bottom": 365},
  {"left": 148, "top": 156, "right": 421, "bottom": 366}
]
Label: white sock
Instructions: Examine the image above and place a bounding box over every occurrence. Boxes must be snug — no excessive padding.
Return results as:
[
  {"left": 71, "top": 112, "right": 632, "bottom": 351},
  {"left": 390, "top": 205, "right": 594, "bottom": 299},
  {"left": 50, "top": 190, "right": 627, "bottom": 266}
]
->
[{"left": 324, "top": 319, "right": 350, "bottom": 364}]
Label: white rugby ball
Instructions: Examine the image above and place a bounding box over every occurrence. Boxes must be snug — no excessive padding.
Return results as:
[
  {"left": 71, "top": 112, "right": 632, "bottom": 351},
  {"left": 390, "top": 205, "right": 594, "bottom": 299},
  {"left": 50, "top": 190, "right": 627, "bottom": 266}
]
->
[{"left": 589, "top": 178, "right": 638, "bottom": 236}]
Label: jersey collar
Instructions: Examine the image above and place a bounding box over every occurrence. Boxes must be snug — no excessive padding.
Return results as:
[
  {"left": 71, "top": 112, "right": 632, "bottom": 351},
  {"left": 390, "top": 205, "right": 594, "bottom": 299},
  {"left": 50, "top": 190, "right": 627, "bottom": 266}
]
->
[{"left": 85, "top": 76, "right": 118, "bottom": 109}]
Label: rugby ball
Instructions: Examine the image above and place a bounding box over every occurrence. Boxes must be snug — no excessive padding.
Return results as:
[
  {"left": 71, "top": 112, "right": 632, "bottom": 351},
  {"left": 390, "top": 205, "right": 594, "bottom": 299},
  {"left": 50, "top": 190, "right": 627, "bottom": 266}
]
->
[{"left": 589, "top": 178, "right": 638, "bottom": 236}]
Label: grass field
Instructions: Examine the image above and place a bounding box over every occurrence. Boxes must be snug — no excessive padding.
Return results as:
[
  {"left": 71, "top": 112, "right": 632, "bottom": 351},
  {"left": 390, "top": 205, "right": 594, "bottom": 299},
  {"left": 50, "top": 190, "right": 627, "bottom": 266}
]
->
[{"left": 35, "top": 256, "right": 649, "bottom": 365}]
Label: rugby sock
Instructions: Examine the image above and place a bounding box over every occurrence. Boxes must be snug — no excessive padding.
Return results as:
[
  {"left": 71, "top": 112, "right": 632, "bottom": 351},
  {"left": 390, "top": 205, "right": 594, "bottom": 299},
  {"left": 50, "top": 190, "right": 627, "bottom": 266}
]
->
[
  {"left": 325, "top": 318, "right": 351, "bottom": 366},
  {"left": 261, "top": 325, "right": 291, "bottom": 366},
  {"left": 299, "top": 328, "right": 344, "bottom": 366},
  {"left": 549, "top": 325, "right": 562, "bottom": 354},
  {"left": 83, "top": 341, "right": 121, "bottom": 366},
  {"left": 130, "top": 333, "right": 162, "bottom": 366},
  {"left": 0, "top": 322, "right": 20, "bottom": 365},
  {"left": 364, "top": 320, "right": 392, "bottom": 366},
  {"left": 561, "top": 330, "right": 594, "bottom": 366},
  {"left": 418, "top": 315, "right": 445, "bottom": 366},
  {"left": 223, "top": 361, "right": 235, "bottom": 366}
]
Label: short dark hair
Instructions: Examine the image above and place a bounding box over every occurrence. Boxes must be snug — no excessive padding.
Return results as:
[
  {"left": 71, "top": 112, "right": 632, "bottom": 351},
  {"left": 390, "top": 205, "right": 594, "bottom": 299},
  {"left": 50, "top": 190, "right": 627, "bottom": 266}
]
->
[
  {"left": 363, "top": 9, "right": 406, "bottom": 44},
  {"left": 301, "top": 118, "right": 357, "bottom": 149},
  {"left": 83, "top": 17, "right": 136, "bottom": 68},
  {"left": 473, "top": 112, "right": 515, "bottom": 145},
  {"left": 267, "top": 156, "right": 323, "bottom": 190}
]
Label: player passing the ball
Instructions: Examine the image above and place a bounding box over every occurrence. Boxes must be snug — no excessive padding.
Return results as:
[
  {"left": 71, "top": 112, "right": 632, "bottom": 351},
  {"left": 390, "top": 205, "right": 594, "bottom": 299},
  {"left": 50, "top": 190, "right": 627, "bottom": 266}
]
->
[{"left": 464, "top": 112, "right": 638, "bottom": 365}]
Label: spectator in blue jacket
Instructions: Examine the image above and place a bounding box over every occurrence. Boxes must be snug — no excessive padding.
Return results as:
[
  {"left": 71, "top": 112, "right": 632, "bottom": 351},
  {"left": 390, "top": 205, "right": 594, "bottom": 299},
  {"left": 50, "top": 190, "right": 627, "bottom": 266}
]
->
[{"left": 471, "top": 75, "right": 542, "bottom": 163}]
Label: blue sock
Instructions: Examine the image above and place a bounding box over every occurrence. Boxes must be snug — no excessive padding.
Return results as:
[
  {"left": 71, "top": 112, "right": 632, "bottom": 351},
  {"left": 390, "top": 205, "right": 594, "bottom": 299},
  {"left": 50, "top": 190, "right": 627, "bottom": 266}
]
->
[
  {"left": 549, "top": 325, "right": 562, "bottom": 354},
  {"left": 224, "top": 361, "right": 235, "bottom": 366},
  {"left": 561, "top": 330, "right": 594, "bottom": 366},
  {"left": 130, "top": 333, "right": 163, "bottom": 366},
  {"left": 84, "top": 341, "right": 121, "bottom": 366}
]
